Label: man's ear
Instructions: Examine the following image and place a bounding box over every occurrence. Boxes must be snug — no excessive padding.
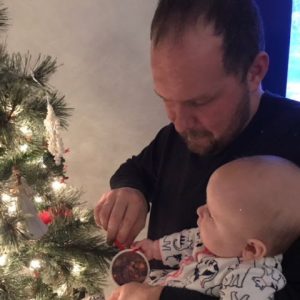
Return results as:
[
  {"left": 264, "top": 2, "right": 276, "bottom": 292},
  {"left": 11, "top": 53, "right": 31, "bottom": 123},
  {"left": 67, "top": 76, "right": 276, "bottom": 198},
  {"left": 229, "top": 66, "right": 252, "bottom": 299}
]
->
[
  {"left": 246, "top": 51, "right": 269, "bottom": 92},
  {"left": 242, "top": 238, "right": 267, "bottom": 261}
]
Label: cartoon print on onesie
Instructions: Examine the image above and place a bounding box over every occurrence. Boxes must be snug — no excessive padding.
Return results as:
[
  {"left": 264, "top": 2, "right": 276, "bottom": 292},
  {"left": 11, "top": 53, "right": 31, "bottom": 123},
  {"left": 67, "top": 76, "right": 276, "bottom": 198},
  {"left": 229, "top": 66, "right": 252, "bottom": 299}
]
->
[
  {"left": 252, "top": 257, "right": 286, "bottom": 291},
  {"left": 162, "top": 230, "right": 203, "bottom": 266}
]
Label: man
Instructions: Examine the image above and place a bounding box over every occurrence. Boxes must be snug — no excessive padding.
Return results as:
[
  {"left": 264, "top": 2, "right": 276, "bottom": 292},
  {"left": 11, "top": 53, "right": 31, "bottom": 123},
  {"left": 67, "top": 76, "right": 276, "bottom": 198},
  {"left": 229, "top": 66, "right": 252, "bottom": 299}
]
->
[{"left": 95, "top": 0, "right": 300, "bottom": 299}]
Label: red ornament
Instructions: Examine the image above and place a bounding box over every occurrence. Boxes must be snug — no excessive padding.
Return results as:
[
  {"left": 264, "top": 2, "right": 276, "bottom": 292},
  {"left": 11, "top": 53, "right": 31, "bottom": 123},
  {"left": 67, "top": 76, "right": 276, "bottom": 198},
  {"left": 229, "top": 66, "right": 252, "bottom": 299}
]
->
[{"left": 38, "top": 210, "right": 53, "bottom": 225}]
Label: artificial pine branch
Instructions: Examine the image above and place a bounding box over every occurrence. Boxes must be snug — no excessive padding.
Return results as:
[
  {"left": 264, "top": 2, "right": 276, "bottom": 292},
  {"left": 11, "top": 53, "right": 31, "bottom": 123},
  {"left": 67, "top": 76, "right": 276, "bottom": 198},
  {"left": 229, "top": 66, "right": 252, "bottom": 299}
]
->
[
  {"left": 0, "top": 5, "right": 8, "bottom": 31},
  {"left": 30, "top": 54, "right": 59, "bottom": 87},
  {"left": 0, "top": 213, "right": 30, "bottom": 250},
  {"left": 0, "top": 5, "right": 115, "bottom": 299}
]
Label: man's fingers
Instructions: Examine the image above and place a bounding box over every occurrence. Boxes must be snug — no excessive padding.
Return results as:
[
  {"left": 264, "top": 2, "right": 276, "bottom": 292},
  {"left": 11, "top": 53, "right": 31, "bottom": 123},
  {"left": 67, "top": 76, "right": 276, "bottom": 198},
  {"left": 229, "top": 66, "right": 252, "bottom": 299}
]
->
[
  {"left": 94, "top": 198, "right": 104, "bottom": 227},
  {"left": 94, "top": 188, "right": 148, "bottom": 247},
  {"left": 108, "top": 288, "right": 121, "bottom": 300},
  {"left": 117, "top": 199, "right": 147, "bottom": 245},
  {"left": 106, "top": 197, "right": 128, "bottom": 244},
  {"left": 94, "top": 191, "right": 112, "bottom": 229},
  {"left": 116, "top": 207, "right": 139, "bottom": 244}
]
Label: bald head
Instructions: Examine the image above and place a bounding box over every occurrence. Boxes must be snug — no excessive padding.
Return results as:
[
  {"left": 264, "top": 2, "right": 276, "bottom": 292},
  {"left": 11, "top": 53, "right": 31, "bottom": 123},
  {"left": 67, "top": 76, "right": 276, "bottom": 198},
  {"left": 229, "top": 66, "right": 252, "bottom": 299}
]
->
[{"left": 207, "top": 155, "right": 300, "bottom": 255}]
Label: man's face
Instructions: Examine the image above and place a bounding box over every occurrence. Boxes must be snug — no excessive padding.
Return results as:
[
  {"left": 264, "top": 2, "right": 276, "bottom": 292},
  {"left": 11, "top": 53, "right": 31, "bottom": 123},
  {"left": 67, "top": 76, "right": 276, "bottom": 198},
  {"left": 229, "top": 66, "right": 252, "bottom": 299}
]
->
[{"left": 151, "top": 25, "right": 253, "bottom": 155}]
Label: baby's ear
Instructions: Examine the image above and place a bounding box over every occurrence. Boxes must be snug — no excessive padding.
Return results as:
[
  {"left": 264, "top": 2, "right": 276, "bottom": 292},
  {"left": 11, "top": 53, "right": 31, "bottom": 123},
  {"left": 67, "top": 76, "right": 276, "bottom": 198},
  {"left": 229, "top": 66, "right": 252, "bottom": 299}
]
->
[{"left": 242, "top": 239, "right": 267, "bottom": 261}]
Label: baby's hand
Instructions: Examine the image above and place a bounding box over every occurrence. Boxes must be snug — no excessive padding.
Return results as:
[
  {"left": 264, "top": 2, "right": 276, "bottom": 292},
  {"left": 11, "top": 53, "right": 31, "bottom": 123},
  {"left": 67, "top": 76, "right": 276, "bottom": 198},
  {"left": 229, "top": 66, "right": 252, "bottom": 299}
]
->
[{"left": 132, "top": 239, "right": 161, "bottom": 261}]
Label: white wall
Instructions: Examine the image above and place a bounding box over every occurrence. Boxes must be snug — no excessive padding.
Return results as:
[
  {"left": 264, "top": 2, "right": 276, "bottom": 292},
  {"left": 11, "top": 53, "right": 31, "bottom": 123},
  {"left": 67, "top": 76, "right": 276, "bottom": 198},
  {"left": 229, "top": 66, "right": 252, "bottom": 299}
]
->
[{"left": 4, "top": 0, "right": 168, "bottom": 208}]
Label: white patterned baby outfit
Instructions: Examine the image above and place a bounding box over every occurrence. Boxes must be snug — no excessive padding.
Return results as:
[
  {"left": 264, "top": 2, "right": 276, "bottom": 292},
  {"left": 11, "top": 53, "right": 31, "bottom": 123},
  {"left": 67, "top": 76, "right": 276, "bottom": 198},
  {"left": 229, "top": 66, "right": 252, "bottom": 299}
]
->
[{"left": 148, "top": 228, "right": 286, "bottom": 300}]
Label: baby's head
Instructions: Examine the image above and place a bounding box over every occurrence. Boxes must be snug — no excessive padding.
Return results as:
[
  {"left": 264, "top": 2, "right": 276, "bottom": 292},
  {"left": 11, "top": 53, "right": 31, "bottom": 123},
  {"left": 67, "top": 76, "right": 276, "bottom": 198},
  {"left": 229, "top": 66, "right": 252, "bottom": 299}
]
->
[{"left": 197, "top": 155, "right": 300, "bottom": 260}]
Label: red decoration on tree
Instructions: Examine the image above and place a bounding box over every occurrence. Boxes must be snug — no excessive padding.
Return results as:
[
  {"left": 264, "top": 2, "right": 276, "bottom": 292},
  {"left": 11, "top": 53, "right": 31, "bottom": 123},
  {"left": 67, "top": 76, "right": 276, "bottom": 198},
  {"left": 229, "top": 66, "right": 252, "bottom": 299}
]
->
[
  {"left": 38, "top": 210, "right": 53, "bottom": 225},
  {"left": 39, "top": 206, "right": 73, "bottom": 225}
]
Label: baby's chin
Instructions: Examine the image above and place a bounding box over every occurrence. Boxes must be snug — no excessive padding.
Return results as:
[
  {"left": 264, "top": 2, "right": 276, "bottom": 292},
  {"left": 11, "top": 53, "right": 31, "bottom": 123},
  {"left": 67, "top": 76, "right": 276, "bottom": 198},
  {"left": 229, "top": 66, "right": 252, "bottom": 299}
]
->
[{"left": 202, "top": 246, "right": 216, "bottom": 256}]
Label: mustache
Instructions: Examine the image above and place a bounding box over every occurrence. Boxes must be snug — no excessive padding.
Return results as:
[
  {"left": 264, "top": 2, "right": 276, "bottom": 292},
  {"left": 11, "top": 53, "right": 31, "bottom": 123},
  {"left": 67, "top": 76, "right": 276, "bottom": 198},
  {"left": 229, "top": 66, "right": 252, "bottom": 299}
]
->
[{"left": 180, "top": 129, "right": 213, "bottom": 139}]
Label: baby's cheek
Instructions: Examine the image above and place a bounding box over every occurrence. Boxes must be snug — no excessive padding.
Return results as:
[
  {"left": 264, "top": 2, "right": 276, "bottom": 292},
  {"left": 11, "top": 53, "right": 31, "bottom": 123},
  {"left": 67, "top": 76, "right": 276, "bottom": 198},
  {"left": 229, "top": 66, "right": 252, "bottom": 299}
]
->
[
  {"left": 200, "top": 222, "right": 211, "bottom": 244},
  {"left": 201, "top": 225, "right": 222, "bottom": 253}
]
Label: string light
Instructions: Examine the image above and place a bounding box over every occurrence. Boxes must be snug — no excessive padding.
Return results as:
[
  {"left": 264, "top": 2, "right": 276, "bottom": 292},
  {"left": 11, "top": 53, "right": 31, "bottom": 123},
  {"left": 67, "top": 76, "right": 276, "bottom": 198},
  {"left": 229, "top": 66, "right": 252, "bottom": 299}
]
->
[
  {"left": 55, "top": 283, "right": 67, "bottom": 297},
  {"left": 0, "top": 254, "right": 8, "bottom": 267},
  {"left": 1, "top": 193, "right": 11, "bottom": 202},
  {"left": 34, "top": 196, "right": 44, "bottom": 203},
  {"left": 19, "top": 144, "right": 29, "bottom": 153},
  {"left": 71, "top": 261, "right": 84, "bottom": 276},
  {"left": 79, "top": 215, "right": 88, "bottom": 222},
  {"left": 20, "top": 125, "right": 32, "bottom": 137},
  {"left": 1, "top": 193, "right": 18, "bottom": 216},
  {"left": 51, "top": 179, "right": 66, "bottom": 191},
  {"left": 29, "top": 259, "right": 41, "bottom": 270},
  {"left": 78, "top": 209, "right": 89, "bottom": 222}
]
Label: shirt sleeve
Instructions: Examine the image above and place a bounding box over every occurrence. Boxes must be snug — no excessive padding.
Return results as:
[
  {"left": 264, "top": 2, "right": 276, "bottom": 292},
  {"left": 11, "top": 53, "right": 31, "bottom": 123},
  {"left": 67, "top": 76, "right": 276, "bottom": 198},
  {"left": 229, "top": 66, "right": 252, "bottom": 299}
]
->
[
  {"left": 159, "top": 228, "right": 200, "bottom": 267},
  {"left": 110, "top": 125, "right": 172, "bottom": 205}
]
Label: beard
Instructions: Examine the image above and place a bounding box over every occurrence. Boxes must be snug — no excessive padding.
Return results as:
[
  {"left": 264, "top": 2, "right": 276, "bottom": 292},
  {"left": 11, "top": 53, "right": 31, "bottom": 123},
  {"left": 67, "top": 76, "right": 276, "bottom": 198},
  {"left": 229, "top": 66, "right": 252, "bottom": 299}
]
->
[
  {"left": 180, "top": 129, "right": 221, "bottom": 155},
  {"left": 180, "top": 90, "right": 252, "bottom": 156}
]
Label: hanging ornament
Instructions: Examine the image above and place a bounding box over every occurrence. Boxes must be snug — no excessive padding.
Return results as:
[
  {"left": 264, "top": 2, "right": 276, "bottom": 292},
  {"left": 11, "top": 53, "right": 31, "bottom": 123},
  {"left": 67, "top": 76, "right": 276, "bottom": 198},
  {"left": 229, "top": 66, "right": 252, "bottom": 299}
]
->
[
  {"left": 44, "top": 97, "right": 65, "bottom": 166},
  {"left": 10, "top": 168, "right": 48, "bottom": 239},
  {"left": 38, "top": 210, "right": 53, "bottom": 225},
  {"left": 38, "top": 205, "right": 73, "bottom": 225}
]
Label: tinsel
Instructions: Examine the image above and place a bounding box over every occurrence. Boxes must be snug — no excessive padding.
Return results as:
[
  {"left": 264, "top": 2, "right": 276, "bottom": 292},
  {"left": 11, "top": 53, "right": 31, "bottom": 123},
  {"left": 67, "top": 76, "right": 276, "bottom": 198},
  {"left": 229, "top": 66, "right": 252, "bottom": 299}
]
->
[{"left": 44, "top": 98, "right": 65, "bottom": 166}]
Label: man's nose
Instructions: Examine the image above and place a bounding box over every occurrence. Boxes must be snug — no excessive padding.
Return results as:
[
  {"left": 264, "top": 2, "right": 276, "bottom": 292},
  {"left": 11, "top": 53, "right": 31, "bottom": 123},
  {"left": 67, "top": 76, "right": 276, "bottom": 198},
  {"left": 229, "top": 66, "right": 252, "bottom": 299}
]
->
[{"left": 173, "top": 106, "right": 196, "bottom": 133}]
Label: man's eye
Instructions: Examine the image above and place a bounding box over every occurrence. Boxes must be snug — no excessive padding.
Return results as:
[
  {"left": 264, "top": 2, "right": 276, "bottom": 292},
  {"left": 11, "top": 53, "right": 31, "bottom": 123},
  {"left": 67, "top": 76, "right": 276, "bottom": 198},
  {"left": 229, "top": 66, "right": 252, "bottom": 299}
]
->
[
  {"left": 189, "top": 96, "right": 215, "bottom": 107},
  {"left": 189, "top": 101, "right": 204, "bottom": 107}
]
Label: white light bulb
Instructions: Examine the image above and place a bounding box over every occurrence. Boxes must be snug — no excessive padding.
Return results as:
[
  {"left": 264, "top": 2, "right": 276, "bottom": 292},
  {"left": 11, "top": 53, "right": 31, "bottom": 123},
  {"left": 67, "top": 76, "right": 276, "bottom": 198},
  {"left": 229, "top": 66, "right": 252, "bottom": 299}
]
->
[
  {"left": 29, "top": 259, "right": 41, "bottom": 270},
  {"left": 79, "top": 216, "right": 87, "bottom": 222},
  {"left": 1, "top": 193, "right": 11, "bottom": 202},
  {"left": 7, "top": 202, "right": 17, "bottom": 216},
  {"left": 20, "top": 125, "right": 32, "bottom": 137},
  {"left": 34, "top": 196, "right": 43, "bottom": 203},
  {"left": 51, "top": 179, "right": 66, "bottom": 191},
  {"left": 20, "top": 144, "right": 29, "bottom": 153},
  {"left": 0, "top": 254, "right": 8, "bottom": 267},
  {"left": 72, "top": 262, "right": 82, "bottom": 276},
  {"left": 36, "top": 157, "right": 47, "bottom": 169},
  {"left": 2, "top": 194, "right": 18, "bottom": 216},
  {"left": 55, "top": 284, "right": 67, "bottom": 297}
]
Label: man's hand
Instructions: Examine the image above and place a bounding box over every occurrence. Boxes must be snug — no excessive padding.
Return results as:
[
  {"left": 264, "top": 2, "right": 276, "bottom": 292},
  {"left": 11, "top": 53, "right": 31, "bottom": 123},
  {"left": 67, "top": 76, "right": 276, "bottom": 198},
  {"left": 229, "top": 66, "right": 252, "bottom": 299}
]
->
[
  {"left": 94, "top": 187, "right": 148, "bottom": 246},
  {"left": 108, "top": 282, "right": 163, "bottom": 300}
]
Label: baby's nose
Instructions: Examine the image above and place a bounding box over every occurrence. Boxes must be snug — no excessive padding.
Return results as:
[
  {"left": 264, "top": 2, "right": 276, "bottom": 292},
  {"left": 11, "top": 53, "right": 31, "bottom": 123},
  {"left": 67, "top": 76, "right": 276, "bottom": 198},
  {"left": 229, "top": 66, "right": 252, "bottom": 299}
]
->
[{"left": 197, "top": 205, "right": 205, "bottom": 218}]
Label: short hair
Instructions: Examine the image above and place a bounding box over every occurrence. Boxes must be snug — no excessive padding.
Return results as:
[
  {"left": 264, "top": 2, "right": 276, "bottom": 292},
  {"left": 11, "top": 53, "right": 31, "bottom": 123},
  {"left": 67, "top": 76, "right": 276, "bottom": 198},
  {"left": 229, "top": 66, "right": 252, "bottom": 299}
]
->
[{"left": 150, "top": 0, "right": 265, "bottom": 81}]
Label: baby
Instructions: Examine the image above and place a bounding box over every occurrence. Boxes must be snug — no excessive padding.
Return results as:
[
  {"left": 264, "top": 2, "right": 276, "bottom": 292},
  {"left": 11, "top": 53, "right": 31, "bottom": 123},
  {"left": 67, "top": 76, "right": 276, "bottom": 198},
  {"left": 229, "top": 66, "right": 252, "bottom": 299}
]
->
[{"left": 134, "top": 155, "right": 300, "bottom": 299}]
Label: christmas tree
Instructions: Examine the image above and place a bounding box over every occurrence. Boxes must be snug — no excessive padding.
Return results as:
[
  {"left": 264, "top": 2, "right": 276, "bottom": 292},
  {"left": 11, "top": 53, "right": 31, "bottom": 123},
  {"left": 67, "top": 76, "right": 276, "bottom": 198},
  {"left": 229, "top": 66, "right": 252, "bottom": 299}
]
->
[{"left": 0, "top": 5, "right": 115, "bottom": 299}]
